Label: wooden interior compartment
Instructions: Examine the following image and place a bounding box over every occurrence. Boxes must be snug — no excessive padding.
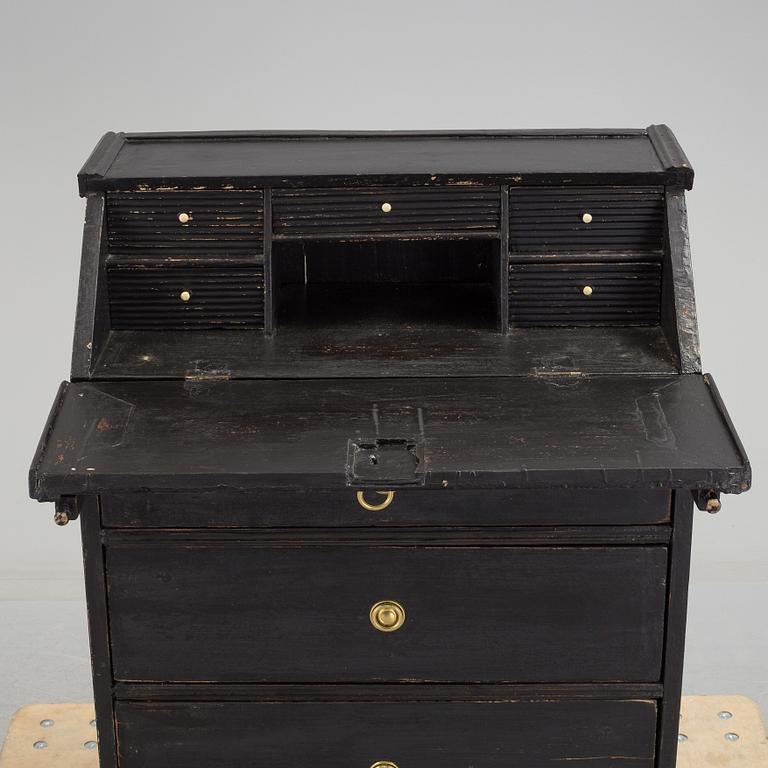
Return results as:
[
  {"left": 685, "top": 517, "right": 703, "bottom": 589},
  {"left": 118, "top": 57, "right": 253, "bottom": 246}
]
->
[
  {"left": 114, "top": 698, "right": 658, "bottom": 768},
  {"left": 106, "top": 190, "right": 265, "bottom": 257},
  {"left": 273, "top": 239, "right": 503, "bottom": 332},
  {"left": 508, "top": 186, "right": 665, "bottom": 253},
  {"left": 107, "top": 262, "right": 265, "bottom": 330},
  {"left": 107, "top": 544, "right": 667, "bottom": 683},
  {"left": 509, "top": 257, "right": 663, "bottom": 327},
  {"left": 507, "top": 185, "right": 666, "bottom": 330},
  {"left": 272, "top": 185, "right": 501, "bottom": 238}
]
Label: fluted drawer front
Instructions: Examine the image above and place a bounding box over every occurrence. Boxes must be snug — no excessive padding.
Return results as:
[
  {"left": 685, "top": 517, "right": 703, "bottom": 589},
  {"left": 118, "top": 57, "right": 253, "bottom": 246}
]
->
[
  {"left": 108, "top": 264, "right": 264, "bottom": 330},
  {"left": 107, "top": 191, "right": 264, "bottom": 256},
  {"left": 509, "top": 261, "right": 662, "bottom": 326},
  {"left": 273, "top": 186, "right": 501, "bottom": 238},
  {"left": 509, "top": 186, "right": 664, "bottom": 252}
]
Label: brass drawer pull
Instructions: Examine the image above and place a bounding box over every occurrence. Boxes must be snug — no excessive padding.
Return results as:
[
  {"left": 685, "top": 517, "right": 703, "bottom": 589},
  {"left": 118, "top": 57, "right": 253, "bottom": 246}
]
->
[
  {"left": 370, "top": 600, "right": 405, "bottom": 632},
  {"left": 582, "top": 285, "right": 593, "bottom": 297},
  {"left": 177, "top": 212, "right": 192, "bottom": 224},
  {"left": 371, "top": 763, "right": 398, "bottom": 768},
  {"left": 356, "top": 490, "right": 395, "bottom": 511},
  {"left": 179, "top": 290, "right": 191, "bottom": 302},
  {"left": 380, "top": 202, "right": 392, "bottom": 213},
  {"left": 581, "top": 211, "right": 593, "bottom": 223}
]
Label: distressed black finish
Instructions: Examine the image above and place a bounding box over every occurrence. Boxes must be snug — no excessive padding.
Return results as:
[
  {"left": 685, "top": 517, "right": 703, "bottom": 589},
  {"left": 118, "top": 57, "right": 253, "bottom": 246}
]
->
[
  {"left": 107, "top": 263, "right": 265, "bottom": 330},
  {"left": 272, "top": 186, "right": 501, "bottom": 238},
  {"left": 508, "top": 260, "right": 663, "bottom": 326},
  {"left": 30, "top": 375, "right": 748, "bottom": 499},
  {"left": 117, "top": 700, "right": 656, "bottom": 768},
  {"left": 29, "top": 128, "right": 749, "bottom": 768},
  {"left": 100, "top": 488, "right": 671, "bottom": 527},
  {"left": 115, "top": 699, "right": 658, "bottom": 768},
  {"left": 78, "top": 127, "right": 694, "bottom": 194},
  {"left": 91, "top": 325, "right": 681, "bottom": 379},
  {"left": 106, "top": 191, "right": 265, "bottom": 257},
  {"left": 107, "top": 544, "right": 667, "bottom": 683},
  {"left": 508, "top": 185, "right": 665, "bottom": 252}
]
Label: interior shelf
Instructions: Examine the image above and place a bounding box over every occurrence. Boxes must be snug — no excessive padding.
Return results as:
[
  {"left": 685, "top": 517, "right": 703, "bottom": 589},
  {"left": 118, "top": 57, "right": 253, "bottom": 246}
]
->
[{"left": 91, "top": 326, "right": 678, "bottom": 380}]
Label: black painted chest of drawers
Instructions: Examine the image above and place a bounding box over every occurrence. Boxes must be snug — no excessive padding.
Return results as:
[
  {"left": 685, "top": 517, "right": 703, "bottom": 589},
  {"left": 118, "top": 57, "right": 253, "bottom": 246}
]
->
[{"left": 29, "top": 127, "right": 751, "bottom": 768}]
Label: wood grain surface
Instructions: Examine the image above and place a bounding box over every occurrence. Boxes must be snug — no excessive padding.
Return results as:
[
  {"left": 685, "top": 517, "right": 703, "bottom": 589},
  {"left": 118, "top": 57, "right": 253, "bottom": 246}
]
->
[{"left": 30, "top": 374, "right": 749, "bottom": 499}]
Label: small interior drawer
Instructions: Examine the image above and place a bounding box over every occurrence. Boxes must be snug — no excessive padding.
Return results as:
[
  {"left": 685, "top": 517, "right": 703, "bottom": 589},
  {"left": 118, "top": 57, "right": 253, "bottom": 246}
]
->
[
  {"left": 107, "top": 263, "right": 265, "bottom": 330},
  {"left": 107, "top": 544, "right": 667, "bottom": 683},
  {"left": 509, "top": 186, "right": 665, "bottom": 252},
  {"left": 100, "top": 488, "right": 671, "bottom": 528},
  {"left": 509, "top": 260, "right": 662, "bottom": 326},
  {"left": 272, "top": 186, "right": 501, "bottom": 238},
  {"left": 115, "top": 699, "right": 658, "bottom": 768},
  {"left": 106, "top": 190, "right": 264, "bottom": 257}
]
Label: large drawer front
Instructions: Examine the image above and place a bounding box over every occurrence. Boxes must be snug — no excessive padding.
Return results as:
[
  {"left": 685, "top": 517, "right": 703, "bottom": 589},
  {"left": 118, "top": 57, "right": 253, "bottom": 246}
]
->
[
  {"left": 107, "top": 545, "right": 667, "bottom": 683},
  {"left": 101, "top": 488, "right": 671, "bottom": 527},
  {"left": 115, "top": 699, "right": 657, "bottom": 768},
  {"left": 107, "top": 263, "right": 265, "bottom": 330},
  {"left": 508, "top": 261, "right": 662, "bottom": 326},
  {"left": 272, "top": 186, "right": 501, "bottom": 238},
  {"left": 107, "top": 191, "right": 264, "bottom": 256},
  {"left": 509, "top": 186, "right": 664, "bottom": 252}
]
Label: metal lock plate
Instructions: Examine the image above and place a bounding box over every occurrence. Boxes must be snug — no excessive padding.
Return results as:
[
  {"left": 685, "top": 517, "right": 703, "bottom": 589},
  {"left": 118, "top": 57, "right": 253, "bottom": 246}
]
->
[{"left": 346, "top": 437, "right": 424, "bottom": 486}]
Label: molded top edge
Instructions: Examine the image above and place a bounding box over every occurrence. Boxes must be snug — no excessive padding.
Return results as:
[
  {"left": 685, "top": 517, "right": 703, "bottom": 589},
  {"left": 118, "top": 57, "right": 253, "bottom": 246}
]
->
[{"left": 78, "top": 125, "right": 694, "bottom": 195}]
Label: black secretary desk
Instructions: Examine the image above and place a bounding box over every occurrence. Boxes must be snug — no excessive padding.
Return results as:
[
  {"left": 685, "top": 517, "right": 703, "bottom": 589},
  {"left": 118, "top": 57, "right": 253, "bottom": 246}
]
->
[{"left": 29, "top": 127, "right": 750, "bottom": 768}]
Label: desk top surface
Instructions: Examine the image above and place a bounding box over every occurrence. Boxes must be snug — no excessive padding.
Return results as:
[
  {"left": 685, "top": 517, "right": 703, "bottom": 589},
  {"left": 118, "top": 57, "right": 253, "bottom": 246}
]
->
[{"left": 79, "top": 127, "right": 693, "bottom": 193}]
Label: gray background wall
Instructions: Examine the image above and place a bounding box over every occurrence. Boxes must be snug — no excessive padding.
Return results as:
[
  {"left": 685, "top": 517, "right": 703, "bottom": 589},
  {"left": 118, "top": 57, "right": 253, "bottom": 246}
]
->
[{"left": 1, "top": 0, "right": 765, "bottom": 741}]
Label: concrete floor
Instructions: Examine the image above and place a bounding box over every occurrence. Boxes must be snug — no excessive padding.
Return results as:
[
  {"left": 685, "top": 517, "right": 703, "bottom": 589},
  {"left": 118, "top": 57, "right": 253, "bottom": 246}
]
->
[{"left": 1, "top": 576, "right": 766, "bottom": 746}]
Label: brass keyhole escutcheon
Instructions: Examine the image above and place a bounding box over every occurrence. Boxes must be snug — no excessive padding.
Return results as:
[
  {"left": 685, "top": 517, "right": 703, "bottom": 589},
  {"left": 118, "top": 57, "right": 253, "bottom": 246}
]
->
[
  {"left": 370, "top": 600, "right": 405, "bottom": 632},
  {"left": 370, "top": 763, "right": 399, "bottom": 768},
  {"left": 356, "top": 490, "right": 395, "bottom": 512}
]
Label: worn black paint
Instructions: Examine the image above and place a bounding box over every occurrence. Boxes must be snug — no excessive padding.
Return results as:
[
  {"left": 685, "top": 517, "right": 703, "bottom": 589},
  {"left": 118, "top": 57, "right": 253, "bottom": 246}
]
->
[
  {"left": 79, "top": 500, "right": 117, "bottom": 768},
  {"left": 656, "top": 493, "right": 695, "bottom": 768},
  {"left": 91, "top": 325, "right": 681, "bottom": 379},
  {"left": 28, "top": 128, "right": 750, "bottom": 768},
  {"left": 30, "top": 375, "right": 748, "bottom": 500},
  {"left": 115, "top": 699, "right": 659, "bottom": 768},
  {"left": 107, "top": 544, "right": 667, "bottom": 683},
  {"left": 78, "top": 127, "right": 694, "bottom": 194},
  {"left": 101, "top": 488, "right": 672, "bottom": 528}
]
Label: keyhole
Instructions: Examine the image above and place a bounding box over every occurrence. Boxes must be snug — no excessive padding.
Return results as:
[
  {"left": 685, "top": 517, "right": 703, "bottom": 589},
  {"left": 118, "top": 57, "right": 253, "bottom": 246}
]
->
[{"left": 369, "top": 455, "right": 378, "bottom": 466}]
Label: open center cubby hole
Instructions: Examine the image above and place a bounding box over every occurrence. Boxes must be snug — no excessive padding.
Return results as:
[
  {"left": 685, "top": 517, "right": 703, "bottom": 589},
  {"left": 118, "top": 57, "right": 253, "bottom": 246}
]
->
[{"left": 273, "top": 240, "right": 503, "bottom": 331}]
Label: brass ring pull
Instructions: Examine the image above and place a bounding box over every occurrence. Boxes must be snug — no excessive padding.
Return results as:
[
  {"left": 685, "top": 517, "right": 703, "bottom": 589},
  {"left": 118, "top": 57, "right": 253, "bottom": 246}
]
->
[
  {"left": 356, "top": 490, "right": 395, "bottom": 512},
  {"left": 370, "top": 600, "right": 405, "bottom": 632}
]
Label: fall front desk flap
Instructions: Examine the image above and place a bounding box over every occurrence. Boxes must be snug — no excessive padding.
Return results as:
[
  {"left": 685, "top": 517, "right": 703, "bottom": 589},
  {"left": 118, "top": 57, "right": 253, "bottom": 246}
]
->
[{"left": 30, "top": 374, "right": 749, "bottom": 501}]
